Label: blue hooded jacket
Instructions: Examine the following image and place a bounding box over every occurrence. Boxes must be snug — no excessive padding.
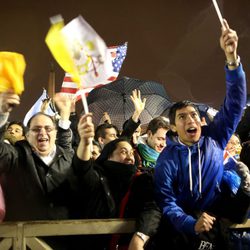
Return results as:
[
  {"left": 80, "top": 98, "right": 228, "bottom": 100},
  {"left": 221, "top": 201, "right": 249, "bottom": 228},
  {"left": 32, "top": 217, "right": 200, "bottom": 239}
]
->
[{"left": 154, "top": 64, "right": 246, "bottom": 235}]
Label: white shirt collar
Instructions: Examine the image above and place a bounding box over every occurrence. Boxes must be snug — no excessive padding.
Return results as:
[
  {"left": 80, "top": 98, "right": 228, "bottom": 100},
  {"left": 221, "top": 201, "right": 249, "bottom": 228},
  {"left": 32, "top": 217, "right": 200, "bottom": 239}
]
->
[{"left": 35, "top": 145, "right": 57, "bottom": 166}]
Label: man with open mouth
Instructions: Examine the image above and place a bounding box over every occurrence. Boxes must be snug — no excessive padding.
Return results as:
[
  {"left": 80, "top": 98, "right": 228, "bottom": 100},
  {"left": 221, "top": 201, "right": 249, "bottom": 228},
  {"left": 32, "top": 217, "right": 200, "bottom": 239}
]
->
[
  {"left": 0, "top": 92, "right": 76, "bottom": 249},
  {"left": 154, "top": 19, "right": 250, "bottom": 250}
]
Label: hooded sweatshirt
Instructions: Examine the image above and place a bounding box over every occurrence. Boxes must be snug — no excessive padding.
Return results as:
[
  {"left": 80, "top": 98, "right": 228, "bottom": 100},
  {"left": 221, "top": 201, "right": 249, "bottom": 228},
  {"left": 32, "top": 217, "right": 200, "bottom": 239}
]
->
[{"left": 154, "top": 64, "right": 246, "bottom": 235}]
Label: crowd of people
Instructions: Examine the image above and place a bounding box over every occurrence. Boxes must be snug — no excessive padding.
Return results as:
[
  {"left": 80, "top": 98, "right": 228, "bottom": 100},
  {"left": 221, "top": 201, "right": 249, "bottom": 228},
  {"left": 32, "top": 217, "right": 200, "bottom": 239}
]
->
[{"left": 0, "top": 19, "right": 249, "bottom": 250}]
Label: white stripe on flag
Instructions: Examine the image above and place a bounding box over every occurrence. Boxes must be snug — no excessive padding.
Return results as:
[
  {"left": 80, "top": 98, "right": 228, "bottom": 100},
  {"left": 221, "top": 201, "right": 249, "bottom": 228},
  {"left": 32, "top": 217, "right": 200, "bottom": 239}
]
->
[{"left": 61, "top": 81, "right": 78, "bottom": 88}]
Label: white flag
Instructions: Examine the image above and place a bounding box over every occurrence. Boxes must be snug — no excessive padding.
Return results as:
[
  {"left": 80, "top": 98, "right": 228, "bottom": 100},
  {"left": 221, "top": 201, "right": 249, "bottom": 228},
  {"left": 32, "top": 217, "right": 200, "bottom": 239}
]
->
[
  {"left": 61, "top": 15, "right": 113, "bottom": 88},
  {"left": 61, "top": 42, "right": 128, "bottom": 99}
]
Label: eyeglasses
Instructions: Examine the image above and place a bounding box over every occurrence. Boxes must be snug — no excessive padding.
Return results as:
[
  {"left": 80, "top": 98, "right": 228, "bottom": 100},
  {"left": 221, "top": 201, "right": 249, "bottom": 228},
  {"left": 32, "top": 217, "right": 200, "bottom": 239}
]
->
[{"left": 29, "top": 126, "right": 55, "bottom": 133}]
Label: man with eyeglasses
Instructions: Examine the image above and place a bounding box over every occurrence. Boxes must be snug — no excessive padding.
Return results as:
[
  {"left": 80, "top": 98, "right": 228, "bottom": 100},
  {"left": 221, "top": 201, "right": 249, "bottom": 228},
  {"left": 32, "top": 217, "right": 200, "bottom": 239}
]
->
[{"left": 0, "top": 90, "right": 77, "bottom": 249}]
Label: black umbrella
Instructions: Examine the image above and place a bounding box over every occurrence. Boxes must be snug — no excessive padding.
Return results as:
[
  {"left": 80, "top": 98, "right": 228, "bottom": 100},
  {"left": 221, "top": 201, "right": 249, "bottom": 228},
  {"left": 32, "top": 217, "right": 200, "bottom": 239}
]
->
[{"left": 87, "top": 76, "right": 172, "bottom": 130}]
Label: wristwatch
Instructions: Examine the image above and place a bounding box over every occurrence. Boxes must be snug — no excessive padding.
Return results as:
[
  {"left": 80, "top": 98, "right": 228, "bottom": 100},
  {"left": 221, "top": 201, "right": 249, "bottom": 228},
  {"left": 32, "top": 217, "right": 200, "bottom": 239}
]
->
[
  {"left": 136, "top": 231, "right": 147, "bottom": 243},
  {"left": 225, "top": 55, "right": 240, "bottom": 67}
]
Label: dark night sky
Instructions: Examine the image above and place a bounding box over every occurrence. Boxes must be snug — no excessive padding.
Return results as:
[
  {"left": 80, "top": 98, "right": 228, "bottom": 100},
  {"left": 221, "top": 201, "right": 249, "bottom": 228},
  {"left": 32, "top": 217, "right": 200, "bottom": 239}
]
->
[{"left": 0, "top": 0, "right": 249, "bottom": 122}]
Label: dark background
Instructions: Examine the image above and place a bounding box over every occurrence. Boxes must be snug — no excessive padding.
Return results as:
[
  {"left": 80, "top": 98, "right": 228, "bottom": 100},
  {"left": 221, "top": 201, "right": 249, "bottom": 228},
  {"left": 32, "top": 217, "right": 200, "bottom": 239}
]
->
[{"left": 1, "top": 0, "right": 249, "bottom": 121}]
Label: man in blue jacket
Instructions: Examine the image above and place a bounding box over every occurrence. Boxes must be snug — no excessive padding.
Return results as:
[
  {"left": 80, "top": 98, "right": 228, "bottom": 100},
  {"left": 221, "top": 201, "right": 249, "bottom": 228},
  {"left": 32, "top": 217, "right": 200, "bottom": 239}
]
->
[{"left": 154, "top": 19, "right": 249, "bottom": 249}]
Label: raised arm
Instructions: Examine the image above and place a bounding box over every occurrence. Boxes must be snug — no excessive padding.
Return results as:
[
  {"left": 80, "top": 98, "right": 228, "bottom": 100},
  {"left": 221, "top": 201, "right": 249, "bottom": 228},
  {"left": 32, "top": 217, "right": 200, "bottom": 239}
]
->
[
  {"left": 53, "top": 93, "right": 73, "bottom": 150},
  {"left": 208, "top": 19, "right": 246, "bottom": 148},
  {"left": 53, "top": 93, "right": 71, "bottom": 123},
  {"left": 131, "top": 89, "right": 146, "bottom": 123},
  {"left": 220, "top": 19, "right": 239, "bottom": 70},
  {"left": 0, "top": 90, "right": 20, "bottom": 126},
  {"left": 0, "top": 90, "right": 21, "bottom": 172},
  {"left": 76, "top": 113, "right": 95, "bottom": 161},
  {"left": 121, "top": 89, "right": 146, "bottom": 138}
]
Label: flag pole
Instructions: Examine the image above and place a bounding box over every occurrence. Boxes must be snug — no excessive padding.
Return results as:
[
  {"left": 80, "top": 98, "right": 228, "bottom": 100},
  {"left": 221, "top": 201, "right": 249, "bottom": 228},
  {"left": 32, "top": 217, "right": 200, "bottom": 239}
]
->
[
  {"left": 81, "top": 91, "right": 93, "bottom": 152},
  {"left": 47, "top": 62, "right": 59, "bottom": 117},
  {"left": 226, "top": 150, "right": 238, "bottom": 164},
  {"left": 211, "top": 0, "right": 233, "bottom": 53},
  {"left": 212, "top": 0, "right": 224, "bottom": 27},
  {"left": 48, "top": 62, "right": 55, "bottom": 99},
  {"left": 81, "top": 91, "right": 89, "bottom": 114}
]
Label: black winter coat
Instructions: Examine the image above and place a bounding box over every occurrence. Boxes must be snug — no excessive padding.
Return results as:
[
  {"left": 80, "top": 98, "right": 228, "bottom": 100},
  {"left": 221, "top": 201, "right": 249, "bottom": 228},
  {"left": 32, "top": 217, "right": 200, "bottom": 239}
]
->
[
  {"left": 72, "top": 156, "right": 161, "bottom": 249},
  {"left": 0, "top": 126, "right": 77, "bottom": 221}
]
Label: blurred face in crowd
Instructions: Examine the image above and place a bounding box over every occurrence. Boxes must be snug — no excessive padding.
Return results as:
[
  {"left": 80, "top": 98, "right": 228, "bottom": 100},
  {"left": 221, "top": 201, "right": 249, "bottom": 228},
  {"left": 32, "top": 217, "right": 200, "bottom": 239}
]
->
[
  {"left": 91, "top": 144, "right": 101, "bottom": 160},
  {"left": 226, "top": 134, "right": 241, "bottom": 156},
  {"left": 132, "top": 125, "right": 142, "bottom": 145},
  {"left": 109, "top": 141, "right": 135, "bottom": 165},
  {"left": 171, "top": 106, "right": 201, "bottom": 146},
  {"left": 99, "top": 128, "right": 118, "bottom": 146},
  {"left": 147, "top": 128, "right": 168, "bottom": 153},
  {"left": 26, "top": 114, "right": 57, "bottom": 156},
  {"left": 4, "top": 124, "right": 25, "bottom": 143}
]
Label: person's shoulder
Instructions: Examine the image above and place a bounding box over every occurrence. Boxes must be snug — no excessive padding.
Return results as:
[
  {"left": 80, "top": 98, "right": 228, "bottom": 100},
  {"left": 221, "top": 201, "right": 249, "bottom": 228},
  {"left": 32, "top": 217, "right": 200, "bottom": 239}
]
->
[
  {"left": 14, "top": 139, "right": 30, "bottom": 149},
  {"left": 158, "top": 140, "right": 181, "bottom": 157},
  {"left": 56, "top": 143, "right": 71, "bottom": 151}
]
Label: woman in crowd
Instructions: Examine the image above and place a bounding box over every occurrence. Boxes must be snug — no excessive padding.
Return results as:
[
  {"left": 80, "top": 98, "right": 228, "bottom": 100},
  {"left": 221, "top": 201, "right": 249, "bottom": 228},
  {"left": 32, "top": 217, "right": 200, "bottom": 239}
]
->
[{"left": 72, "top": 113, "right": 161, "bottom": 250}]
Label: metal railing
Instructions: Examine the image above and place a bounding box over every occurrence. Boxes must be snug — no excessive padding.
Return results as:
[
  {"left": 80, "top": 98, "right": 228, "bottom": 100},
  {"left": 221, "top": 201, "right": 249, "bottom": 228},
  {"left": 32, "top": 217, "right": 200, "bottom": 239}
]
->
[{"left": 0, "top": 218, "right": 248, "bottom": 250}]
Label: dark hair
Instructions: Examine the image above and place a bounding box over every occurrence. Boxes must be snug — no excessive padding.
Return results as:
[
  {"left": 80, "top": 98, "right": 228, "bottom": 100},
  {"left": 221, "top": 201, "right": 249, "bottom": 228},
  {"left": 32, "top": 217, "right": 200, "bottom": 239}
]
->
[
  {"left": 168, "top": 100, "right": 200, "bottom": 125},
  {"left": 7, "top": 121, "right": 27, "bottom": 136},
  {"left": 96, "top": 137, "right": 130, "bottom": 163},
  {"left": 93, "top": 140, "right": 102, "bottom": 152},
  {"left": 240, "top": 141, "right": 250, "bottom": 169},
  {"left": 146, "top": 116, "right": 170, "bottom": 135},
  {"left": 94, "top": 123, "right": 119, "bottom": 141},
  {"left": 26, "top": 112, "right": 57, "bottom": 129}
]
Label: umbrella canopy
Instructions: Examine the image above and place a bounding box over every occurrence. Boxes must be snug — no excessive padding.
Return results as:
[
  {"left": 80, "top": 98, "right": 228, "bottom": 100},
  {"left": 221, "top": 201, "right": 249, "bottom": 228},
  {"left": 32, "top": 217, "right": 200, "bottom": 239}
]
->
[{"left": 87, "top": 76, "right": 172, "bottom": 131}]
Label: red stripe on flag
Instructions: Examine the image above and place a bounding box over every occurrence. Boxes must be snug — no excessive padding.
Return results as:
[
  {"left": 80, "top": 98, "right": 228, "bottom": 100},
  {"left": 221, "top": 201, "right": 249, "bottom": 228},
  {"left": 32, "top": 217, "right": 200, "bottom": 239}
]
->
[
  {"left": 61, "top": 87, "right": 78, "bottom": 94},
  {"left": 63, "top": 76, "right": 73, "bottom": 82},
  {"left": 107, "top": 76, "right": 117, "bottom": 81}
]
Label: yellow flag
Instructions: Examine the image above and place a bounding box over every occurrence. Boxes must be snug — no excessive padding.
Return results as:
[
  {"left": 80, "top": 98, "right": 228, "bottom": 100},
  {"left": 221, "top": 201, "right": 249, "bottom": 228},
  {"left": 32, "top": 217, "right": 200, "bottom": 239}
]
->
[
  {"left": 0, "top": 52, "right": 26, "bottom": 94},
  {"left": 45, "top": 15, "right": 81, "bottom": 86}
]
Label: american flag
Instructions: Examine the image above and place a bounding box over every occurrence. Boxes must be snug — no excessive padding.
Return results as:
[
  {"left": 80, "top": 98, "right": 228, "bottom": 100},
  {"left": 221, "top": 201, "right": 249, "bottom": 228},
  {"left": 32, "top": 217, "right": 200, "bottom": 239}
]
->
[{"left": 61, "top": 42, "right": 128, "bottom": 99}]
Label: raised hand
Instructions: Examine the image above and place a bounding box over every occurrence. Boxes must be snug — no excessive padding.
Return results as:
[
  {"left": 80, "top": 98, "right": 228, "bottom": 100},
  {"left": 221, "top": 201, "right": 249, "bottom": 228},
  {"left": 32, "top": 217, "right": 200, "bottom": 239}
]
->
[
  {"left": 53, "top": 93, "right": 72, "bottom": 121},
  {"left": 220, "top": 19, "right": 239, "bottom": 69},
  {"left": 130, "top": 89, "right": 146, "bottom": 122},
  {"left": 77, "top": 113, "right": 94, "bottom": 161},
  {"left": 78, "top": 113, "right": 94, "bottom": 144},
  {"left": 0, "top": 90, "right": 20, "bottom": 113}
]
